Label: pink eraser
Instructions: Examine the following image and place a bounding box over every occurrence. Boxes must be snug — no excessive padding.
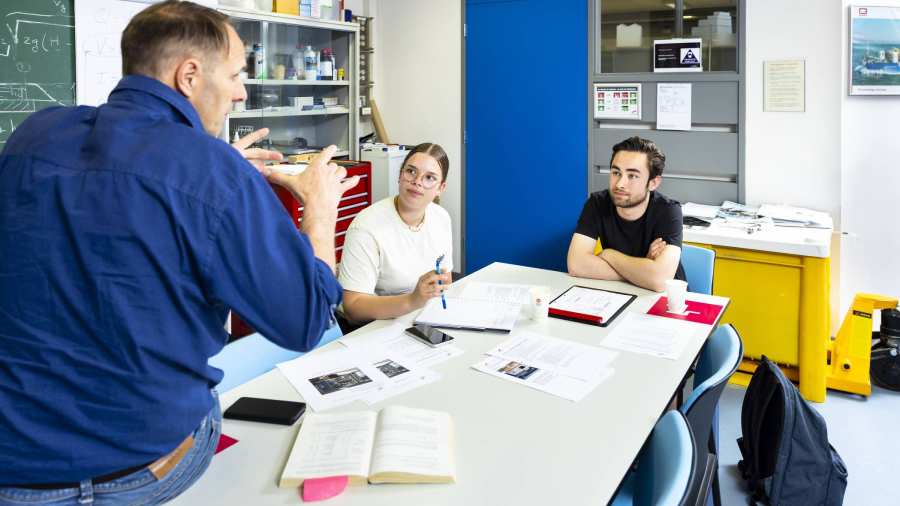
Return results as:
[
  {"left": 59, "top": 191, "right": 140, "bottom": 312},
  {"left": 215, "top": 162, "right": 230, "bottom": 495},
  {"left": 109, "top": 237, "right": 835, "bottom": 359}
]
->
[{"left": 302, "top": 476, "right": 349, "bottom": 502}]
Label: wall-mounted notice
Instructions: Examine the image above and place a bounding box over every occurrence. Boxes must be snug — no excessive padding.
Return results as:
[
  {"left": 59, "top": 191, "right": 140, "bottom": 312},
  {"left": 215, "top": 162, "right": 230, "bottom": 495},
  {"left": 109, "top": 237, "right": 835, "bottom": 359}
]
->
[
  {"left": 654, "top": 38, "right": 702, "bottom": 73},
  {"left": 764, "top": 59, "right": 805, "bottom": 112},
  {"left": 593, "top": 83, "right": 641, "bottom": 120},
  {"left": 656, "top": 82, "right": 692, "bottom": 131}
]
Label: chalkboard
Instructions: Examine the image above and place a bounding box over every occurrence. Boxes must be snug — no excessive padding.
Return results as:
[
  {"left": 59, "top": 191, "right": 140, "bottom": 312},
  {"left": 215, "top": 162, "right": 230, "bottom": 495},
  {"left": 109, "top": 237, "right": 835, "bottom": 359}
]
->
[{"left": 0, "top": 0, "right": 75, "bottom": 146}]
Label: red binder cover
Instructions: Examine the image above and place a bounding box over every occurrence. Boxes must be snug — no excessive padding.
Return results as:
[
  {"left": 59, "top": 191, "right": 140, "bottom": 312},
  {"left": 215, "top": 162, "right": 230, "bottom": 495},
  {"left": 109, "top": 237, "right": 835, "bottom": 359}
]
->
[
  {"left": 647, "top": 296, "right": 724, "bottom": 325},
  {"left": 548, "top": 307, "right": 604, "bottom": 325}
]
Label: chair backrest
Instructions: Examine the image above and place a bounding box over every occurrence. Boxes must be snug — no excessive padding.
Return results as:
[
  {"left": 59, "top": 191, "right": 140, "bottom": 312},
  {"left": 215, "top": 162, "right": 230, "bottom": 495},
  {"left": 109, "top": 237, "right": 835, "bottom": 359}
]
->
[
  {"left": 680, "top": 324, "right": 743, "bottom": 504},
  {"left": 634, "top": 410, "right": 697, "bottom": 506},
  {"left": 210, "top": 324, "right": 343, "bottom": 393},
  {"left": 681, "top": 245, "right": 715, "bottom": 295}
]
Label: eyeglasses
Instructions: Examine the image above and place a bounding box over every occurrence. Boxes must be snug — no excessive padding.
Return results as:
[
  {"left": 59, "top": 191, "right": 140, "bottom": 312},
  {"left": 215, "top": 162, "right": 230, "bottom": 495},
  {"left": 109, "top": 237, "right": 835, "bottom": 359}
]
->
[{"left": 401, "top": 166, "right": 442, "bottom": 189}]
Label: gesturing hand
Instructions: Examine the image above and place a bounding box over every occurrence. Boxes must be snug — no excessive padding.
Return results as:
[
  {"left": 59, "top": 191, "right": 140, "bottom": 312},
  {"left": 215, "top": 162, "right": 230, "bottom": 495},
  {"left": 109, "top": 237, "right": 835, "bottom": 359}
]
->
[
  {"left": 264, "top": 145, "right": 360, "bottom": 214},
  {"left": 231, "top": 128, "right": 283, "bottom": 170}
]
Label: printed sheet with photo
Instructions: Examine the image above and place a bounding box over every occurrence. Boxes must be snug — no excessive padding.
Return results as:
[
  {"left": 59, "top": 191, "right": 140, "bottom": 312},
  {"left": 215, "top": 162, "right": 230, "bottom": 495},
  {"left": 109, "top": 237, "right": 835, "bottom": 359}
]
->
[
  {"left": 471, "top": 330, "right": 618, "bottom": 402},
  {"left": 277, "top": 346, "right": 439, "bottom": 411}
]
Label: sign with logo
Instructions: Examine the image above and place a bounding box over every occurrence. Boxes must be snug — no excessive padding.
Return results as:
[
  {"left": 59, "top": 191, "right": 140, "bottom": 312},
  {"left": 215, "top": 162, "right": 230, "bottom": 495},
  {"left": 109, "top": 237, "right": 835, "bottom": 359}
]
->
[{"left": 653, "top": 38, "right": 703, "bottom": 73}]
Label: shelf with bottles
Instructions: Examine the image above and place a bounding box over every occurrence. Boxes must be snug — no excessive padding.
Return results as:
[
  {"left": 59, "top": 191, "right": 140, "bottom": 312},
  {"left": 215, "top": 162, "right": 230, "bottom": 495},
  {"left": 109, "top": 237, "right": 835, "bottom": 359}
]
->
[
  {"left": 230, "top": 107, "right": 350, "bottom": 118},
  {"left": 221, "top": 6, "right": 358, "bottom": 158},
  {"left": 233, "top": 18, "right": 354, "bottom": 83},
  {"left": 243, "top": 79, "right": 351, "bottom": 86}
]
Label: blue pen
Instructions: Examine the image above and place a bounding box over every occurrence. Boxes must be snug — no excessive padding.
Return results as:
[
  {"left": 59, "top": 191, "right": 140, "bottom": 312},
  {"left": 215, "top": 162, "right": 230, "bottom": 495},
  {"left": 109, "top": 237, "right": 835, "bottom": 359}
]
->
[{"left": 436, "top": 254, "right": 447, "bottom": 309}]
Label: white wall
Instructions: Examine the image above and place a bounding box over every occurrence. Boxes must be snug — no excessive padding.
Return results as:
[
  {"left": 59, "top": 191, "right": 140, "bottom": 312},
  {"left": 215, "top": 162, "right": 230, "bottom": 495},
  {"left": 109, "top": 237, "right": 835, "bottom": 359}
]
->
[
  {"left": 745, "top": 0, "right": 843, "bottom": 219},
  {"left": 745, "top": 0, "right": 845, "bottom": 328},
  {"left": 840, "top": 1, "right": 900, "bottom": 315},
  {"left": 372, "top": 0, "right": 463, "bottom": 271}
]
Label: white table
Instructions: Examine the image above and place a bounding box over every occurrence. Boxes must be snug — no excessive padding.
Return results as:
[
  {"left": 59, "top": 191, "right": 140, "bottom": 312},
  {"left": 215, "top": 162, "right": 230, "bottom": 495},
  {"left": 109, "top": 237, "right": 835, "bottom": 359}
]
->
[{"left": 174, "top": 262, "right": 729, "bottom": 506}]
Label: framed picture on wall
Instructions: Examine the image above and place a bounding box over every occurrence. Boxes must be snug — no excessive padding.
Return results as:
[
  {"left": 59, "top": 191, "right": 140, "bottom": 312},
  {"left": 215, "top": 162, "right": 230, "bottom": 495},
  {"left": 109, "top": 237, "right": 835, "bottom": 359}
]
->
[{"left": 850, "top": 5, "right": 900, "bottom": 95}]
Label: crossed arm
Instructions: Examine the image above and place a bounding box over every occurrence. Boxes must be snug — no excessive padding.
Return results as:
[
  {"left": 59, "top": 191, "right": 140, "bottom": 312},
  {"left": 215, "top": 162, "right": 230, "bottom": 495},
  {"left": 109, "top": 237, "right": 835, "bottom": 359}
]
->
[{"left": 566, "top": 233, "right": 681, "bottom": 292}]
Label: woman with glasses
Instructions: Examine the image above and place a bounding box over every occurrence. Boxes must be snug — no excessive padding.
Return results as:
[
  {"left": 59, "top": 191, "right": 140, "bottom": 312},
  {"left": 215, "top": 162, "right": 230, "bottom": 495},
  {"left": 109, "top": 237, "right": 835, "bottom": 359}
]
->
[{"left": 337, "top": 142, "right": 453, "bottom": 325}]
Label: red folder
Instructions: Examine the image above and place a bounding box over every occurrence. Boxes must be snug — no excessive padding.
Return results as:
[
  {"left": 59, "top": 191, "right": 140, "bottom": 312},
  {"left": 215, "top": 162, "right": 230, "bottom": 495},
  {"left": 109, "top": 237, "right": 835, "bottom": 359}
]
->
[
  {"left": 548, "top": 307, "right": 605, "bottom": 325},
  {"left": 647, "top": 296, "right": 724, "bottom": 325}
]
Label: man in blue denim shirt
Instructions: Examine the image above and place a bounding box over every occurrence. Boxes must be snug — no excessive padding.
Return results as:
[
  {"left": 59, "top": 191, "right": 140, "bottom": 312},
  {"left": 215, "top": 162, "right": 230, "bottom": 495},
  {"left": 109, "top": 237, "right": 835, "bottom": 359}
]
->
[{"left": 0, "top": 1, "right": 358, "bottom": 503}]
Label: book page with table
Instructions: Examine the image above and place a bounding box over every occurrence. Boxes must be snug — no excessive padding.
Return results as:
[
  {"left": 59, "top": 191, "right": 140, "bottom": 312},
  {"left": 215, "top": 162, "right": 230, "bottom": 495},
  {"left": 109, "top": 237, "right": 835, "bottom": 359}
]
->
[{"left": 173, "top": 262, "right": 728, "bottom": 506}]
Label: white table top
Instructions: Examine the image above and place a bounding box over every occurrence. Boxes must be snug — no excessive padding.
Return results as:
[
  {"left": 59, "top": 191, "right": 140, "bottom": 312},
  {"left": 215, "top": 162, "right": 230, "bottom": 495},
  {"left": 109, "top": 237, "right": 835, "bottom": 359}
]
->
[
  {"left": 174, "top": 262, "right": 728, "bottom": 506},
  {"left": 684, "top": 221, "right": 833, "bottom": 258}
]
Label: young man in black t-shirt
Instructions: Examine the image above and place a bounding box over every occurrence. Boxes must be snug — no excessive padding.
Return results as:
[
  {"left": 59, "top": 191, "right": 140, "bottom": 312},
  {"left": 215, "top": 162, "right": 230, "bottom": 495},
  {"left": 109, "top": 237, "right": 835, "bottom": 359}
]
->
[{"left": 567, "top": 136, "right": 685, "bottom": 292}]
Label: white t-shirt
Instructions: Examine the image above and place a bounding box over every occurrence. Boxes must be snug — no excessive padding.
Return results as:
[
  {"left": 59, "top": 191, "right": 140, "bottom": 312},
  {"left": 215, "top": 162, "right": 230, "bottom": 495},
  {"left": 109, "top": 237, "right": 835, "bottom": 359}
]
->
[{"left": 338, "top": 197, "right": 453, "bottom": 296}]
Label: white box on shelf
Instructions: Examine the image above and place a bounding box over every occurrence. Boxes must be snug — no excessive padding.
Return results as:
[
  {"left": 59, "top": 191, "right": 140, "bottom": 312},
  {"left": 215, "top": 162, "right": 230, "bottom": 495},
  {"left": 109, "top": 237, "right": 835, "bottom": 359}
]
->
[
  {"left": 361, "top": 147, "right": 410, "bottom": 203},
  {"left": 616, "top": 24, "right": 642, "bottom": 48}
]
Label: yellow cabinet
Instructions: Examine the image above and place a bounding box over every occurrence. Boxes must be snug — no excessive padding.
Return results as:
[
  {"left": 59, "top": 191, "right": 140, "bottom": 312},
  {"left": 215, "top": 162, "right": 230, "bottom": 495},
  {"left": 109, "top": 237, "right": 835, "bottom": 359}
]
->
[{"left": 685, "top": 224, "right": 832, "bottom": 402}]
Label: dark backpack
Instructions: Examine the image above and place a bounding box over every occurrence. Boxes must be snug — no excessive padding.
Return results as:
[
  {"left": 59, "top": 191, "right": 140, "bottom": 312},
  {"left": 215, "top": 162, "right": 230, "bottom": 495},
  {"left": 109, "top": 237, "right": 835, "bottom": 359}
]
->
[{"left": 737, "top": 356, "right": 848, "bottom": 505}]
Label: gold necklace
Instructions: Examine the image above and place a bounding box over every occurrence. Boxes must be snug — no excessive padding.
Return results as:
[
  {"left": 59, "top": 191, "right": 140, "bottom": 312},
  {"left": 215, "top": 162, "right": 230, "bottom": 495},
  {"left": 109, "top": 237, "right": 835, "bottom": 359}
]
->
[{"left": 394, "top": 196, "right": 425, "bottom": 232}]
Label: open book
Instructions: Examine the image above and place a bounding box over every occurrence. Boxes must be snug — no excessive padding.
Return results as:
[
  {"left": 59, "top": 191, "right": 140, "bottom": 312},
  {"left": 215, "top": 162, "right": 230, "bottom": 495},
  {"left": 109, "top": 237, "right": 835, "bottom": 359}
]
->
[{"left": 279, "top": 406, "right": 455, "bottom": 487}]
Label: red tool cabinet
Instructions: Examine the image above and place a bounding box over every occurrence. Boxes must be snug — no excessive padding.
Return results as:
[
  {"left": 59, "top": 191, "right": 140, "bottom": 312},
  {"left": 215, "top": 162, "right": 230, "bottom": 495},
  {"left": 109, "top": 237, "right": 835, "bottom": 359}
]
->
[{"left": 230, "top": 160, "right": 371, "bottom": 338}]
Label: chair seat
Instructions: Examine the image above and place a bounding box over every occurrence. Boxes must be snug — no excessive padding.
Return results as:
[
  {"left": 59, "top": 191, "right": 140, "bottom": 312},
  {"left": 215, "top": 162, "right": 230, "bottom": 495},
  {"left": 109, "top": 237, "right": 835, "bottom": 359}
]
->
[
  {"left": 210, "top": 325, "right": 343, "bottom": 393},
  {"left": 608, "top": 410, "right": 696, "bottom": 506},
  {"left": 610, "top": 473, "right": 636, "bottom": 506}
]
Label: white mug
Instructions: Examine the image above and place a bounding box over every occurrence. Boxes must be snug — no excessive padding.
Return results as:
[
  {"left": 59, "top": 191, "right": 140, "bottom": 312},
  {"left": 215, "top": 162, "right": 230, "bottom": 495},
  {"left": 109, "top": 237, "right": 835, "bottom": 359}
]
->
[{"left": 665, "top": 279, "right": 688, "bottom": 313}]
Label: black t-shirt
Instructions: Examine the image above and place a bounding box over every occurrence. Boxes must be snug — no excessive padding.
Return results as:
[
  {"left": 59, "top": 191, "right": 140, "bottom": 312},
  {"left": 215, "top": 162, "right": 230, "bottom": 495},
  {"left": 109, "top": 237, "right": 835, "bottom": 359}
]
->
[{"left": 575, "top": 190, "right": 686, "bottom": 281}]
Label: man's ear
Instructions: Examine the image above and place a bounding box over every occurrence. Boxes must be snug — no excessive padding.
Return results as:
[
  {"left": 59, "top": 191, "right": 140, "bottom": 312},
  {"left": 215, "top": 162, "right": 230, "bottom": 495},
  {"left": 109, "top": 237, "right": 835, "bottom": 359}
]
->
[
  {"left": 648, "top": 175, "right": 662, "bottom": 192},
  {"left": 173, "top": 58, "right": 202, "bottom": 98}
]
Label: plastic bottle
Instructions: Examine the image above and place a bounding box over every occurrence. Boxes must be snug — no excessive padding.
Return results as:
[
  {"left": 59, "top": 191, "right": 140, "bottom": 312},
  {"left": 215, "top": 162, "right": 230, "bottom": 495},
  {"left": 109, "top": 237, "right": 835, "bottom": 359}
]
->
[
  {"left": 253, "top": 43, "right": 266, "bottom": 79},
  {"left": 303, "top": 45, "right": 317, "bottom": 81},
  {"left": 291, "top": 45, "right": 304, "bottom": 79}
]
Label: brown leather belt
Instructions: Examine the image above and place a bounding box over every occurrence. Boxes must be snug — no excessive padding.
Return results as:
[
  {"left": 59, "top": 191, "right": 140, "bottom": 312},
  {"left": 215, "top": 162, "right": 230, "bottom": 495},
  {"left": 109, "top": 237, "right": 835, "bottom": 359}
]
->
[{"left": 5, "top": 434, "right": 194, "bottom": 490}]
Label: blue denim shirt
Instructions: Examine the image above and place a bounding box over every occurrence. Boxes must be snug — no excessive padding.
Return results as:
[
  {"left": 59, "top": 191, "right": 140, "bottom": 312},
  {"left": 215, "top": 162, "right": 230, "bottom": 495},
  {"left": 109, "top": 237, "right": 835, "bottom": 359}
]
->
[{"left": 0, "top": 75, "right": 341, "bottom": 483}]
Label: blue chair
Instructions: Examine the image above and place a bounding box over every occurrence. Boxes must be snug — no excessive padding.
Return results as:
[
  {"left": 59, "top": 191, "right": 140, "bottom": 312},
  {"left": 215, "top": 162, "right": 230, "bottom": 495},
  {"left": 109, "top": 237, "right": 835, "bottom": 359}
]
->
[
  {"left": 680, "top": 324, "right": 743, "bottom": 506},
  {"left": 681, "top": 245, "right": 715, "bottom": 295},
  {"left": 210, "top": 324, "right": 343, "bottom": 393},
  {"left": 611, "top": 410, "right": 698, "bottom": 506}
]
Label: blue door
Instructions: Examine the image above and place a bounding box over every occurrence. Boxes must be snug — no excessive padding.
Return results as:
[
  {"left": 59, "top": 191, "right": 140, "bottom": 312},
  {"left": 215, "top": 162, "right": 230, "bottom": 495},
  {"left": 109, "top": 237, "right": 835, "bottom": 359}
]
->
[{"left": 465, "top": 0, "right": 588, "bottom": 273}]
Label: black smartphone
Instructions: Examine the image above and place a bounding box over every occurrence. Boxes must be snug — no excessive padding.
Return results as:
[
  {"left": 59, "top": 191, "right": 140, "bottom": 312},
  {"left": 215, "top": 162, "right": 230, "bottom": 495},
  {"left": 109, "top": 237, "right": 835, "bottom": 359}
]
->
[
  {"left": 405, "top": 325, "right": 455, "bottom": 347},
  {"left": 223, "top": 397, "right": 306, "bottom": 425}
]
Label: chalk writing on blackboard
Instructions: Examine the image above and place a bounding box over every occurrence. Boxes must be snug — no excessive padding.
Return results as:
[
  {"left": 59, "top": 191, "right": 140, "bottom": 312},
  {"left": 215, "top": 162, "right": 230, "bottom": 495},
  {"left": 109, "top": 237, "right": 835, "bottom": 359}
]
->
[{"left": 1, "top": 7, "right": 75, "bottom": 145}]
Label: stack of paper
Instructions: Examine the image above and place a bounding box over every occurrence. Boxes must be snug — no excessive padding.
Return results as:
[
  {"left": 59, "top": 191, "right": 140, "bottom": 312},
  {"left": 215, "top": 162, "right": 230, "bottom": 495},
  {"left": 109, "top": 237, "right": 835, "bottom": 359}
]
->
[
  {"left": 471, "top": 331, "right": 618, "bottom": 402},
  {"left": 716, "top": 201, "right": 773, "bottom": 233},
  {"left": 682, "top": 202, "right": 720, "bottom": 219},
  {"left": 600, "top": 313, "right": 704, "bottom": 360},
  {"left": 278, "top": 324, "right": 458, "bottom": 410},
  {"left": 415, "top": 297, "right": 522, "bottom": 333},
  {"left": 758, "top": 204, "right": 832, "bottom": 229},
  {"left": 458, "top": 281, "right": 533, "bottom": 305}
]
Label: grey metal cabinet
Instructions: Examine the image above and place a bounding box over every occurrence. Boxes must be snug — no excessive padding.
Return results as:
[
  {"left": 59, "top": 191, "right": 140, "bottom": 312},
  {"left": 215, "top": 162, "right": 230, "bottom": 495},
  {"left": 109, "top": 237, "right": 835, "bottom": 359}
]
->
[{"left": 588, "top": 0, "right": 745, "bottom": 205}]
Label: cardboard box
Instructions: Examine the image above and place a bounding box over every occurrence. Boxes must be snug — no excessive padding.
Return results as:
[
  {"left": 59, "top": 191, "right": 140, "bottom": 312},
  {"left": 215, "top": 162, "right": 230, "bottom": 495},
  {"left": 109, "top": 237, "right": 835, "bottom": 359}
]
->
[{"left": 273, "top": 0, "right": 299, "bottom": 15}]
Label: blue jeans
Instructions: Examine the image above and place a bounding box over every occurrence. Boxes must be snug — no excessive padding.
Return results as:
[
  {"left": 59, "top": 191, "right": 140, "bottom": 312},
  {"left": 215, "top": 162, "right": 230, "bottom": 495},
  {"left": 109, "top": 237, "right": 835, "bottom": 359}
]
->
[{"left": 0, "top": 391, "right": 221, "bottom": 506}]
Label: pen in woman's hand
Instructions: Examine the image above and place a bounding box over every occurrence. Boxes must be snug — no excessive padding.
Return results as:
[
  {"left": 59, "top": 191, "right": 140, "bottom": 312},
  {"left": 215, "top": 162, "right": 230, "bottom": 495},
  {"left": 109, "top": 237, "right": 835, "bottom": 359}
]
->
[{"left": 436, "top": 254, "right": 447, "bottom": 309}]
